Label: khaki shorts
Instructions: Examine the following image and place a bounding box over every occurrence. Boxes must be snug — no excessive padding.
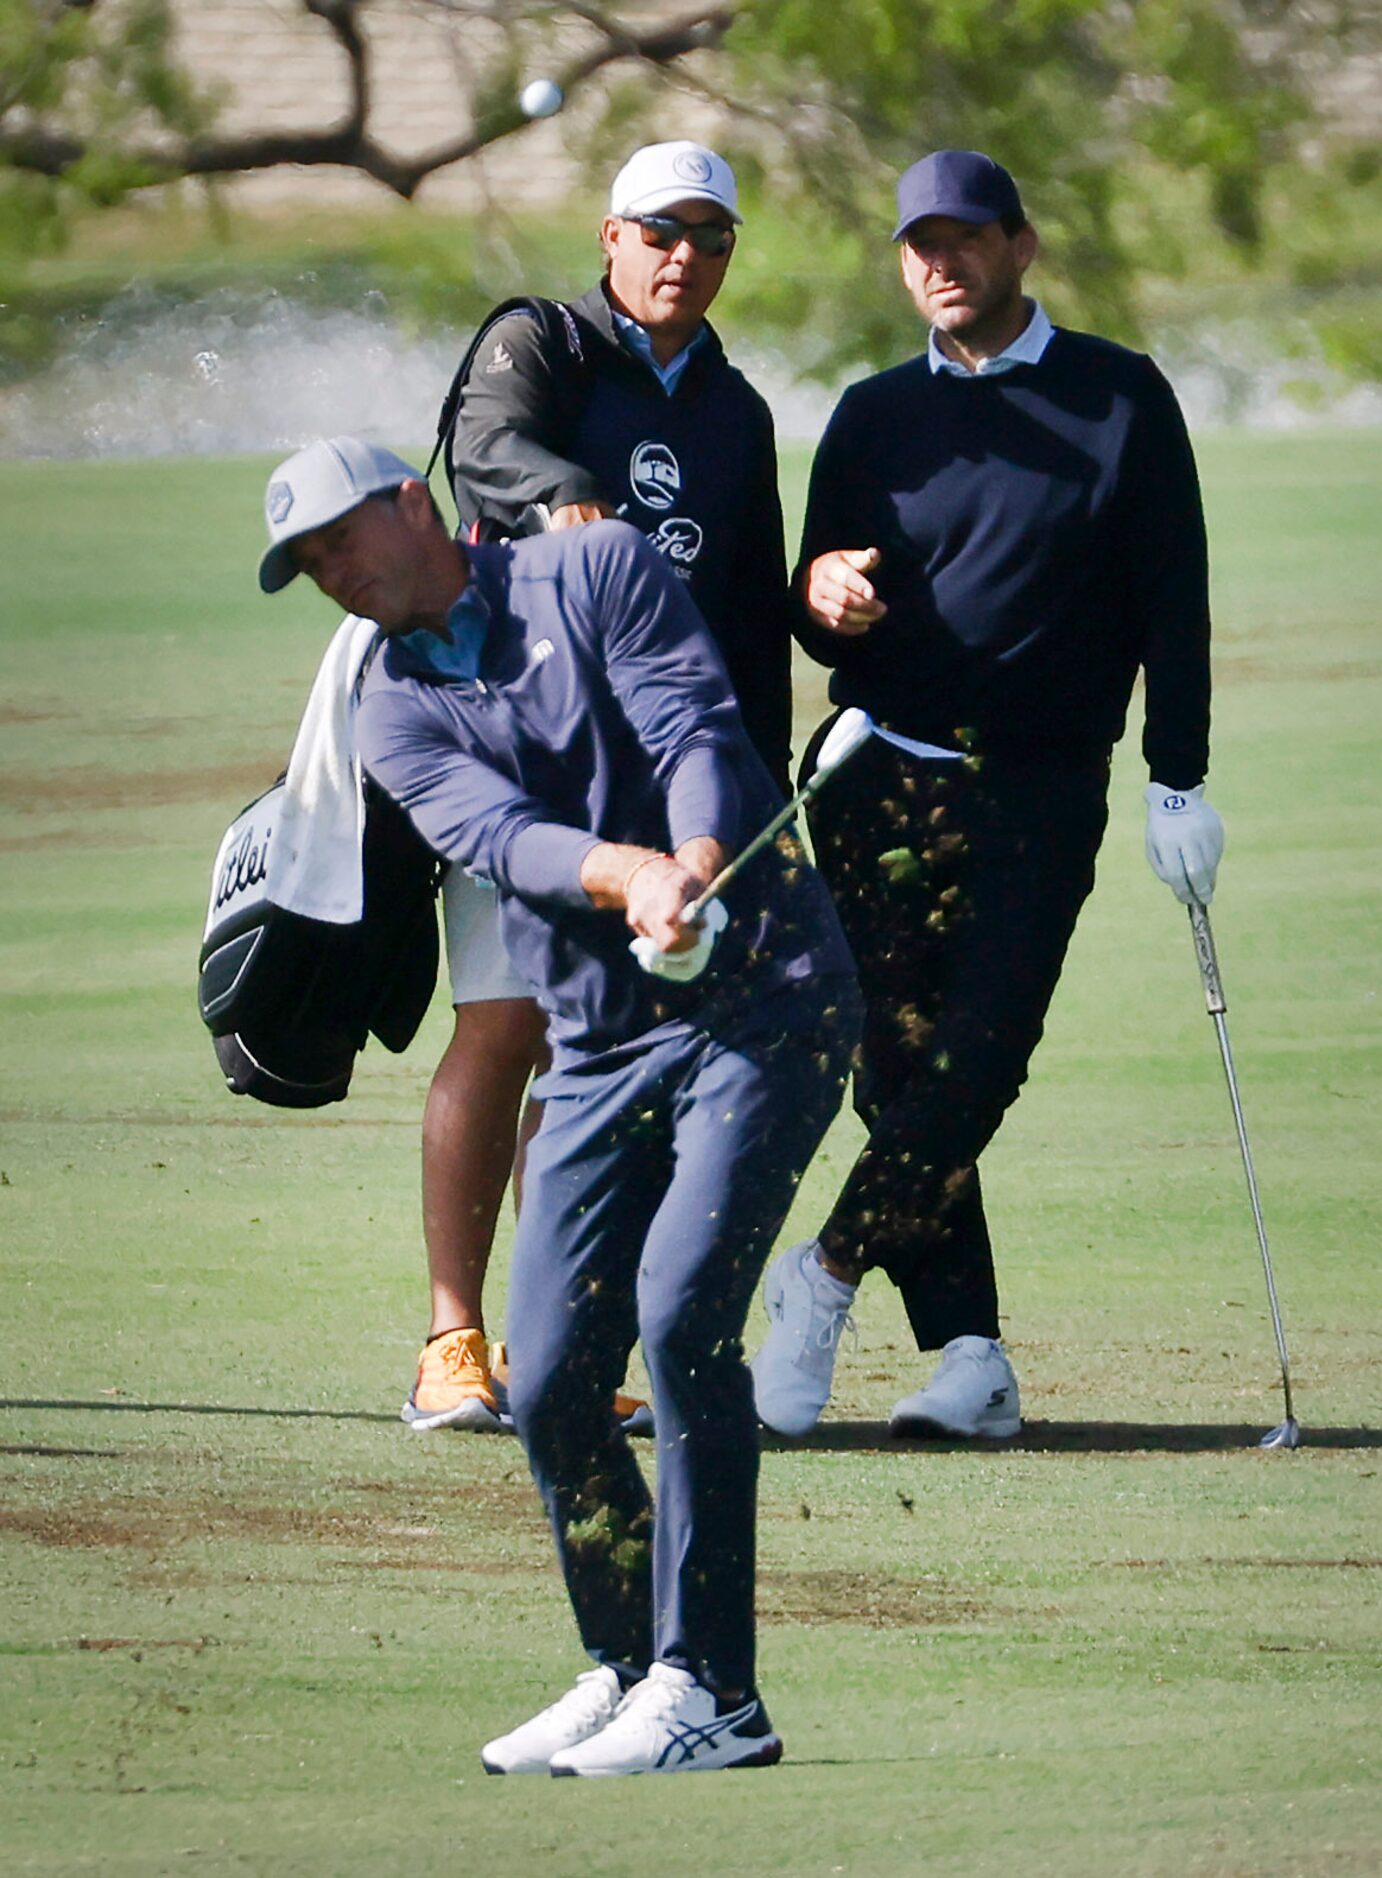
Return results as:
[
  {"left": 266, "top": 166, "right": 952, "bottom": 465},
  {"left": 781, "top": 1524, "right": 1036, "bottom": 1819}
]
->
[{"left": 441, "top": 868, "right": 532, "bottom": 1007}]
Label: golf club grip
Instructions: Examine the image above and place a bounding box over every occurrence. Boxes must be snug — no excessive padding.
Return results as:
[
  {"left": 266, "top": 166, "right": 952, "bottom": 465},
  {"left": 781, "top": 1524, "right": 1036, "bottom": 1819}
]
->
[{"left": 1188, "top": 901, "right": 1226, "bottom": 1015}]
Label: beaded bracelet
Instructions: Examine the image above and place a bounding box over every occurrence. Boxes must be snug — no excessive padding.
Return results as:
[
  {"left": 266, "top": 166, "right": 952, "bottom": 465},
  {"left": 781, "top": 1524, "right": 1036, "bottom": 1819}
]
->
[{"left": 622, "top": 852, "right": 669, "bottom": 903}]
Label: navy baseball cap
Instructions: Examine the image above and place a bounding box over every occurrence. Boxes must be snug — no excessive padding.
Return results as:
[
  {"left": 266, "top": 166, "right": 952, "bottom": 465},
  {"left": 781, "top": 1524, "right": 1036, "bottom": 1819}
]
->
[{"left": 892, "top": 150, "right": 1025, "bottom": 240}]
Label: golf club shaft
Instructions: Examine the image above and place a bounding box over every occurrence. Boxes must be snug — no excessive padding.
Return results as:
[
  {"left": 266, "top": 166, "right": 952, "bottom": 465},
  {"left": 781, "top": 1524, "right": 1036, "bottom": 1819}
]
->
[
  {"left": 1187, "top": 901, "right": 1296, "bottom": 1423},
  {"left": 684, "top": 769, "right": 832, "bottom": 923}
]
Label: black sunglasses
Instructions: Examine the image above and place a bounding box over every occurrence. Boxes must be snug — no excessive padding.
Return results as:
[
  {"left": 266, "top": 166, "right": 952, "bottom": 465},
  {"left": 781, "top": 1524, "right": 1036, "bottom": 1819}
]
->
[{"left": 623, "top": 214, "right": 736, "bottom": 258}]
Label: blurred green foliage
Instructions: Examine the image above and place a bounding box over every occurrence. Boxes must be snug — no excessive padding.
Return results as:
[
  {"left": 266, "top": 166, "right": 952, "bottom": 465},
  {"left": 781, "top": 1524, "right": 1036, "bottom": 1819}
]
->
[
  {"left": 713, "top": 0, "right": 1379, "bottom": 371},
  {"left": 1, "top": 0, "right": 1378, "bottom": 387},
  {"left": 4, "top": 148, "right": 1377, "bottom": 398},
  {"left": 0, "top": 0, "right": 210, "bottom": 259}
]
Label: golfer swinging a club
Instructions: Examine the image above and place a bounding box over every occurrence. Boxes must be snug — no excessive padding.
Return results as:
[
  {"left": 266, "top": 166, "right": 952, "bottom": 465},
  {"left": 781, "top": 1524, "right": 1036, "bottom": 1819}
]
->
[{"left": 258, "top": 437, "right": 859, "bottom": 1776}]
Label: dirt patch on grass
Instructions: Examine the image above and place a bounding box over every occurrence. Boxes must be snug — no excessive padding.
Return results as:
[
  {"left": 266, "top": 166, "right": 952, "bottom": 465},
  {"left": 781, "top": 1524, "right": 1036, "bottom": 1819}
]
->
[
  {"left": 76, "top": 1636, "right": 218, "bottom": 1653},
  {"left": 0, "top": 760, "right": 275, "bottom": 813},
  {"left": 333, "top": 1552, "right": 548, "bottom": 1577},
  {"left": 1106, "top": 1554, "right": 1381, "bottom": 1571},
  {"left": 0, "top": 1475, "right": 538, "bottom": 1560},
  {"left": 0, "top": 827, "right": 150, "bottom": 853},
  {"left": 1216, "top": 657, "right": 1382, "bottom": 686},
  {"left": 759, "top": 1566, "right": 989, "bottom": 1629},
  {"left": 0, "top": 1443, "right": 123, "bottom": 1459}
]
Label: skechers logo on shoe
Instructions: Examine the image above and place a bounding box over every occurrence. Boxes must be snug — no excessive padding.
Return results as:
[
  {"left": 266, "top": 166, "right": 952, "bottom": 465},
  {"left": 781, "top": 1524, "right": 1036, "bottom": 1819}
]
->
[
  {"left": 486, "top": 342, "right": 515, "bottom": 374},
  {"left": 987, "top": 1389, "right": 1009, "bottom": 1409}
]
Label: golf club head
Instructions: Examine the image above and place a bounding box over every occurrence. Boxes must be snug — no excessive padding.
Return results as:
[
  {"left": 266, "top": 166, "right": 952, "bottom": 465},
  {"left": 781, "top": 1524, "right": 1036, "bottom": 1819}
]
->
[
  {"left": 1258, "top": 1418, "right": 1301, "bottom": 1450},
  {"left": 815, "top": 707, "right": 874, "bottom": 775}
]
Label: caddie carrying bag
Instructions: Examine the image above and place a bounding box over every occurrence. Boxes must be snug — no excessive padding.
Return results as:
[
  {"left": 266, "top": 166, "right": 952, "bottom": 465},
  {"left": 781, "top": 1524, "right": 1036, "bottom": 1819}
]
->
[
  {"left": 197, "top": 777, "right": 441, "bottom": 1108},
  {"left": 427, "top": 294, "right": 593, "bottom": 540}
]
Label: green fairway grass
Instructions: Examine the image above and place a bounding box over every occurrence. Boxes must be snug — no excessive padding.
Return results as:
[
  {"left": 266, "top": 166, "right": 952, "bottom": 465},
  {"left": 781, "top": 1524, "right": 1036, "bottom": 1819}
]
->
[{"left": 1, "top": 435, "right": 1379, "bottom": 1874}]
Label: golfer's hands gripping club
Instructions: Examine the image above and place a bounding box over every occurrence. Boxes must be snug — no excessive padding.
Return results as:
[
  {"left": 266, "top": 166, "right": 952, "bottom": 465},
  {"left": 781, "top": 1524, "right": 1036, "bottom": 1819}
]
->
[
  {"left": 615, "top": 840, "right": 730, "bottom": 983},
  {"left": 804, "top": 548, "right": 888, "bottom": 635},
  {"left": 1144, "top": 782, "right": 1225, "bottom": 905},
  {"left": 630, "top": 899, "right": 729, "bottom": 980}
]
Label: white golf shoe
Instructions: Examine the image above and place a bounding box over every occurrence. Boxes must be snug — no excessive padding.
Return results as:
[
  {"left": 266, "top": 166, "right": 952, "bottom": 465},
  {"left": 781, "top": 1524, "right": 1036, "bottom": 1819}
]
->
[
  {"left": 480, "top": 1665, "right": 624, "bottom": 1774},
  {"left": 749, "top": 1240, "right": 856, "bottom": 1436},
  {"left": 889, "top": 1335, "right": 1021, "bottom": 1439},
  {"left": 548, "top": 1662, "right": 782, "bottom": 1777}
]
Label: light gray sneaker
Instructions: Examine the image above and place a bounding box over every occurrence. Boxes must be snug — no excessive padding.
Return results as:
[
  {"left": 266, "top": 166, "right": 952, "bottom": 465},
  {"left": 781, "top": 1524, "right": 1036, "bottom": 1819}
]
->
[
  {"left": 480, "top": 1665, "right": 623, "bottom": 1774},
  {"left": 750, "top": 1240, "right": 856, "bottom": 1436},
  {"left": 889, "top": 1336, "right": 1021, "bottom": 1439}
]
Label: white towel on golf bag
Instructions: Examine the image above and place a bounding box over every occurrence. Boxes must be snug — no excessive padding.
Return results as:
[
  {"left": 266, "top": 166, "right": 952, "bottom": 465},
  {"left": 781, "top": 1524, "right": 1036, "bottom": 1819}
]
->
[{"left": 266, "top": 612, "right": 380, "bottom": 924}]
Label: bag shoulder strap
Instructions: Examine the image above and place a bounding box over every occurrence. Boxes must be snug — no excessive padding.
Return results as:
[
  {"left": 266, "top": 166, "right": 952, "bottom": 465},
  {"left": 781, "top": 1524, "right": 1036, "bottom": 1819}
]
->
[{"left": 428, "top": 296, "right": 591, "bottom": 513}]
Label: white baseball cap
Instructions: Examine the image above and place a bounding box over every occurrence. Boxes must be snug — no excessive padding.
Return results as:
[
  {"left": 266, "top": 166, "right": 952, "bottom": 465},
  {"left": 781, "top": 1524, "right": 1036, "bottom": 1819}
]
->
[
  {"left": 609, "top": 141, "right": 741, "bottom": 225},
  {"left": 259, "top": 436, "right": 423, "bottom": 593}
]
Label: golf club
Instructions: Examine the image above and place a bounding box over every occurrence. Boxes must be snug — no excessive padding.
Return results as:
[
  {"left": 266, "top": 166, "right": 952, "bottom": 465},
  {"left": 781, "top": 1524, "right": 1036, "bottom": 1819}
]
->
[
  {"left": 684, "top": 708, "right": 963, "bottom": 922},
  {"left": 1187, "top": 899, "right": 1301, "bottom": 1449}
]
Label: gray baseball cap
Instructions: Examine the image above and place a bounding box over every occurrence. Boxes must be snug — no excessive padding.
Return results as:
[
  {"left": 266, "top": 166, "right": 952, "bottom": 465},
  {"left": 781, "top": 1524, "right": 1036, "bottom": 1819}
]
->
[{"left": 259, "top": 436, "right": 422, "bottom": 593}]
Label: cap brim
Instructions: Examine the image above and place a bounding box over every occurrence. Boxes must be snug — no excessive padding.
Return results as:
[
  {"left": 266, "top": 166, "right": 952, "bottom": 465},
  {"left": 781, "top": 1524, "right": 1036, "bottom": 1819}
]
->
[
  {"left": 258, "top": 541, "right": 301, "bottom": 594},
  {"left": 618, "top": 186, "right": 742, "bottom": 224},
  {"left": 892, "top": 204, "right": 1002, "bottom": 240}
]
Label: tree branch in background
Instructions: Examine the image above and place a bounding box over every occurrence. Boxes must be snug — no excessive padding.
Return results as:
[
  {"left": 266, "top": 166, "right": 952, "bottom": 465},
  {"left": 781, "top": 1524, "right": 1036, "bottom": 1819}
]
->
[
  {"left": 1, "top": 0, "right": 1376, "bottom": 374},
  {"left": 0, "top": 0, "right": 736, "bottom": 199}
]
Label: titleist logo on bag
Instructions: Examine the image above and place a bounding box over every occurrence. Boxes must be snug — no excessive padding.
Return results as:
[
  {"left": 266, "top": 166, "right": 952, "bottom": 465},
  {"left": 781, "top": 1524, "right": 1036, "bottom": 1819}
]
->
[{"left": 204, "top": 785, "right": 280, "bottom": 941}]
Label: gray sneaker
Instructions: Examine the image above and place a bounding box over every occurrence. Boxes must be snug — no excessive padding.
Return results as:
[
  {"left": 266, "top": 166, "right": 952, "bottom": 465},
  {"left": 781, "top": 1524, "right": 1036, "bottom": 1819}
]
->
[
  {"left": 750, "top": 1240, "right": 856, "bottom": 1436},
  {"left": 889, "top": 1336, "right": 1021, "bottom": 1439}
]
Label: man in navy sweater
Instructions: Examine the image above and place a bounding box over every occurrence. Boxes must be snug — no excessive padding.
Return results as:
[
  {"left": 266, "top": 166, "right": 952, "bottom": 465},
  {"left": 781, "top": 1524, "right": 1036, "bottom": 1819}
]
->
[
  {"left": 750, "top": 150, "right": 1225, "bottom": 1440},
  {"left": 259, "top": 437, "right": 858, "bottom": 1774}
]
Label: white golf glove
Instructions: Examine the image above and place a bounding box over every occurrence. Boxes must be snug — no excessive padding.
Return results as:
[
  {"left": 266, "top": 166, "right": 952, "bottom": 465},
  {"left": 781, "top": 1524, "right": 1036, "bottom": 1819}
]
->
[
  {"left": 629, "top": 899, "right": 728, "bottom": 982},
  {"left": 1143, "top": 782, "right": 1225, "bottom": 905}
]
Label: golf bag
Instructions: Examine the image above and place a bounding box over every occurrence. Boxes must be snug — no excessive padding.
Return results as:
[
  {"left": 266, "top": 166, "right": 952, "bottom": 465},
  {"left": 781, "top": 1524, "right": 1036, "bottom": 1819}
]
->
[
  {"left": 428, "top": 295, "right": 594, "bottom": 540},
  {"left": 197, "top": 776, "right": 442, "bottom": 1108}
]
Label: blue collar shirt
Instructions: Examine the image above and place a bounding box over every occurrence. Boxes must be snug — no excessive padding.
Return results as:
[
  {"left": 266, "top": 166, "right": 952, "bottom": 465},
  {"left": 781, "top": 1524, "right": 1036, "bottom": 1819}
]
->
[
  {"left": 927, "top": 299, "right": 1054, "bottom": 377},
  {"left": 612, "top": 310, "right": 710, "bottom": 396},
  {"left": 387, "top": 577, "right": 491, "bottom": 685}
]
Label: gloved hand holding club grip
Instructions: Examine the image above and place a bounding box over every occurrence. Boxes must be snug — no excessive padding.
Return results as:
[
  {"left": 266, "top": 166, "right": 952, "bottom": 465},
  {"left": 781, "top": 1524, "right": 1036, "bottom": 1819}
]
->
[
  {"left": 629, "top": 898, "right": 729, "bottom": 981},
  {"left": 1144, "top": 782, "right": 1224, "bottom": 905}
]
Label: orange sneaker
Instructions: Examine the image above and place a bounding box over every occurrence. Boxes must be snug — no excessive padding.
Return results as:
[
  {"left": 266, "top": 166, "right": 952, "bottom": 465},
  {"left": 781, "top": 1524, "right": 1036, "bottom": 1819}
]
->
[
  {"left": 401, "top": 1327, "right": 505, "bottom": 1432},
  {"left": 489, "top": 1342, "right": 653, "bottom": 1435}
]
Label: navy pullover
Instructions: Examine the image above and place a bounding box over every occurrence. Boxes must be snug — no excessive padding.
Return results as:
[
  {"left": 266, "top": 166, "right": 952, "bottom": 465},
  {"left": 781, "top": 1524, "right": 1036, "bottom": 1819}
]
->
[
  {"left": 795, "top": 328, "right": 1211, "bottom": 788},
  {"left": 355, "top": 522, "right": 853, "bottom": 1065}
]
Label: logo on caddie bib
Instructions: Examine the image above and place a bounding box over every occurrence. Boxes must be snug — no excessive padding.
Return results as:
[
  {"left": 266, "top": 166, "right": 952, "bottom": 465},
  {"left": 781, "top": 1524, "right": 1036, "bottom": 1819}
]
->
[
  {"left": 630, "top": 441, "right": 681, "bottom": 511},
  {"left": 267, "top": 481, "right": 295, "bottom": 524},
  {"left": 649, "top": 516, "right": 703, "bottom": 574}
]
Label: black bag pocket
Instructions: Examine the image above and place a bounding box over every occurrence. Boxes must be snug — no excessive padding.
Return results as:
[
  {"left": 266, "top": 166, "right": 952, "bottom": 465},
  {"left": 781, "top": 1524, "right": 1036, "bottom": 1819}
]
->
[{"left": 198, "top": 778, "right": 440, "bottom": 1108}]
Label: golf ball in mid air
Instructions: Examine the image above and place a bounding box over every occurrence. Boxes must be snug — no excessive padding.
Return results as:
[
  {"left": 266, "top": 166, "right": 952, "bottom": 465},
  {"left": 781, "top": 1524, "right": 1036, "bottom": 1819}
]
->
[{"left": 520, "top": 78, "right": 564, "bottom": 119}]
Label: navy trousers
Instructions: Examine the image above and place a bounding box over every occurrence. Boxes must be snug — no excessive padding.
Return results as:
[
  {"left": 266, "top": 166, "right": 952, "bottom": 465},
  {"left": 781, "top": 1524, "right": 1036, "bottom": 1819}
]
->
[
  {"left": 804, "top": 728, "right": 1109, "bottom": 1351},
  {"left": 504, "top": 995, "right": 856, "bottom": 1696}
]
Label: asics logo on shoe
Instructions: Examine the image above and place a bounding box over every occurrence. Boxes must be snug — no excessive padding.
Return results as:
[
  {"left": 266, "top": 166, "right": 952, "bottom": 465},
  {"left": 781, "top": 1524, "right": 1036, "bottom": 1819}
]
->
[{"left": 654, "top": 1700, "right": 757, "bottom": 1769}]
